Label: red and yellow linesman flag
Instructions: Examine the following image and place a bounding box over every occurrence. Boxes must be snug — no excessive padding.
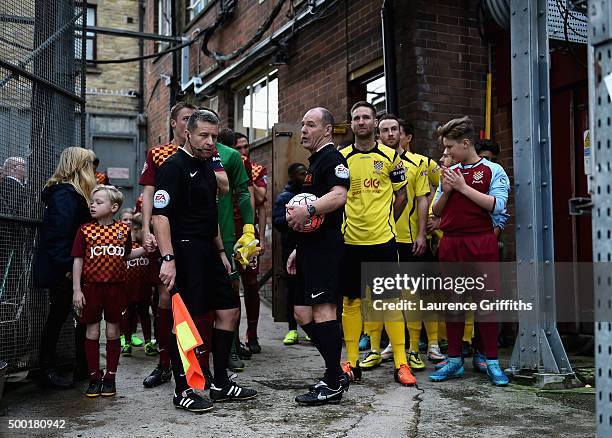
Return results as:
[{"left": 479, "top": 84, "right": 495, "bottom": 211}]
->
[{"left": 172, "top": 293, "right": 206, "bottom": 390}]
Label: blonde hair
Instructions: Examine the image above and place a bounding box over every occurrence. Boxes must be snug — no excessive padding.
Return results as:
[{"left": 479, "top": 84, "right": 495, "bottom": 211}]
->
[
  {"left": 120, "top": 208, "right": 134, "bottom": 217},
  {"left": 92, "top": 185, "right": 124, "bottom": 209},
  {"left": 46, "top": 147, "right": 97, "bottom": 203}
]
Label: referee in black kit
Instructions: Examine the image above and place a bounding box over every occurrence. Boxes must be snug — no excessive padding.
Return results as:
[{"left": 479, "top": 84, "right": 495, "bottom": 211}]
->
[
  {"left": 286, "top": 107, "right": 350, "bottom": 405},
  {"left": 152, "top": 109, "right": 257, "bottom": 413}
]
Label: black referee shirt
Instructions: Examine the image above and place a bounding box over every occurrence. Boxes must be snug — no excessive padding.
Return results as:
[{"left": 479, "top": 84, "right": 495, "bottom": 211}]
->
[
  {"left": 152, "top": 147, "right": 218, "bottom": 241},
  {"left": 297, "top": 143, "right": 350, "bottom": 243}
]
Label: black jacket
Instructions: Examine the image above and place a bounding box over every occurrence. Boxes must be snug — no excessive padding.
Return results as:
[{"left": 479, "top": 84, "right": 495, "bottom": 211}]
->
[
  {"left": 0, "top": 175, "right": 26, "bottom": 216},
  {"left": 33, "top": 183, "right": 91, "bottom": 288}
]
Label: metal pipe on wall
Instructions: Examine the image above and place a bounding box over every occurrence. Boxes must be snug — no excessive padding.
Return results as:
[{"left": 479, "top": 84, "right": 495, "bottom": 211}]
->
[
  {"left": 169, "top": 0, "right": 178, "bottom": 140},
  {"left": 381, "top": 0, "right": 398, "bottom": 115},
  {"left": 138, "top": 0, "right": 144, "bottom": 115}
]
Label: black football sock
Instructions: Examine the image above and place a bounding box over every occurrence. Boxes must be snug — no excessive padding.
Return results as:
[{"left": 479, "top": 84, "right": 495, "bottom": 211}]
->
[
  {"left": 313, "top": 320, "right": 343, "bottom": 388},
  {"left": 212, "top": 328, "right": 234, "bottom": 388},
  {"left": 301, "top": 321, "right": 322, "bottom": 353},
  {"left": 168, "top": 332, "right": 188, "bottom": 394}
]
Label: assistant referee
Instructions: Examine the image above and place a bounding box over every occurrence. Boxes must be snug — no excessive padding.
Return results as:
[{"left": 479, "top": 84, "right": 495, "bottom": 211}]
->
[{"left": 152, "top": 109, "right": 257, "bottom": 413}]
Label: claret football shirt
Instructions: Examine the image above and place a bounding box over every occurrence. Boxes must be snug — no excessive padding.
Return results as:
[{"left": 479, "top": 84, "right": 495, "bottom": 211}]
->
[
  {"left": 126, "top": 241, "right": 153, "bottom": 286},
  {"left": 434, "top": 158, "right": 509, "bottom": 235},
  {"left": 71, "top": 221, "right": 132, "bottom": 283},
  {"left": 139, "top": 142, "right": 224, "bottom": 187}
]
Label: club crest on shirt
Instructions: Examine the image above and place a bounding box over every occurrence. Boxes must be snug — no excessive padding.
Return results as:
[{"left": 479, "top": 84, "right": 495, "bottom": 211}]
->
[
  {"left": 304, "top": 173, "right": 313, "bottom": 185},
  {"left": 473, "top": 170, "right": 484, "bottom": 183},
  {"left": 117, "top": 231, "right": 124, "bottom": 241},
  {"left": 373, "top": 160, "right": 384, "bottom": 173}
]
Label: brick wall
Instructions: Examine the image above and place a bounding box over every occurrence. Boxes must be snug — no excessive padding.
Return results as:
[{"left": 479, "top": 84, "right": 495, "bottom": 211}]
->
[
  {"left": 493, "top": 102, "right": 515, "bottom": 262},
  {"left": 145, "top": 0, "right": 384, "bottom": 142},
  {"left": 395, "top": 0, "right": 488, "bottom": 159},
  {"left": 145, "top": 0, "right": 491, "bottom": 149},
  {"left": 87, "top": 0, "right": 140, "bottom": 114},
  {"left": 185, "top": 0, "right": 291, "bottom": 83},
  {"left": 280, "top": 0, "right": 383, "bottom": 124},
  {"left": 143, "top": 0, "right": 174, "bottom": 148}
]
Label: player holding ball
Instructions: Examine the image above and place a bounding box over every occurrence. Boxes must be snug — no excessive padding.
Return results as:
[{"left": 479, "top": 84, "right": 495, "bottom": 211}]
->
[{"left": 286, "top": 107, "right": 350, "bottom": 406}]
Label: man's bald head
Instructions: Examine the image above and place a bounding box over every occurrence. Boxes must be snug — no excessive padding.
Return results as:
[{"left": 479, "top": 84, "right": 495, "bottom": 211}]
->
[
  {"left": 318, "top": 107, "right": 335, "bottom": 127},
  {"left": 3, "top": 157, "right": 25, "bottom": 181},
  {"left": 308, "top": 107, "right": 334, "bottom": 127},
  {"left": 301, "top": 107, "right": 335, "bottom": 153}
]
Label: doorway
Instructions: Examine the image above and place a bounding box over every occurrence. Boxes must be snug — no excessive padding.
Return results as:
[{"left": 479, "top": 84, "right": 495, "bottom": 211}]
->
[{"left": 91, "top": 135, "right": 139, "bottom": 210}]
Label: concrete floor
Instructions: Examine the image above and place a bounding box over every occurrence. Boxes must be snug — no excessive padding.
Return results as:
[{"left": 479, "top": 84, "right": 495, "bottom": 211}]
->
[{"left": 0, "top": 300, "right": 596, "bottom": 438}]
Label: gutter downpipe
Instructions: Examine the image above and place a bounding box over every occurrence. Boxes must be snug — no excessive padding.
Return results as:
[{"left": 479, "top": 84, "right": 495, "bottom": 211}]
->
[
  {"left": 381, "top": 0, "right": 398, "bottom": 115},
  {"left": 138, "top": 0, "right": 145, "bottom": 114}
]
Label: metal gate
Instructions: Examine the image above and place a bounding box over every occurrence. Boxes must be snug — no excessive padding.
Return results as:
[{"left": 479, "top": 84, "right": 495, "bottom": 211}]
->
[{"left": 0, "top": 1, "right": 87, "bottom": 372}]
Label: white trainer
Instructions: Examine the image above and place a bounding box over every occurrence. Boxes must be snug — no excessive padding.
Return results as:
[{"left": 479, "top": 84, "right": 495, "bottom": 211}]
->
[
  {"left": 427, "top": 344, "right": 445, "bottom": 361},
  {"left": 381, "top": 344, "right": 394, "bottom": 361}
]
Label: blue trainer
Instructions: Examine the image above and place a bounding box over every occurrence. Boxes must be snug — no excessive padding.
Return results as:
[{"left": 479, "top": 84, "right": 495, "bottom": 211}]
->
[
  {"left": 359, "top": 334, "right": 370, "bottom": 351},
  {"left": 429, "top": 357, "right": 464, "bottom": 382},
  {"left": 472, "top": 350, "right": 487, "bottom": 373},
  {"left": 486, "top": 360, "right": 509, "bottom": 386}
]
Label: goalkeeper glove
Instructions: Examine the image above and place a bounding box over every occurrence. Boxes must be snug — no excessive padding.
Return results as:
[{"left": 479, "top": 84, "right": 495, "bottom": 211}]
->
[
  {"left": 233, "top": 224, "right": 258, "bottom": 266},
  {"left": 234, "top": 239, "right": 260, "bottom": 267}
]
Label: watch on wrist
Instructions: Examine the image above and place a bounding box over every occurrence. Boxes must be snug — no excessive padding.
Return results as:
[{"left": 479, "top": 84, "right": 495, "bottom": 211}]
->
[
  {"left": 307, "top": 204, "right": 316, "bottom": 217},
  {"left": 161, "top": 254, "right": 175, "bottom": 262}
]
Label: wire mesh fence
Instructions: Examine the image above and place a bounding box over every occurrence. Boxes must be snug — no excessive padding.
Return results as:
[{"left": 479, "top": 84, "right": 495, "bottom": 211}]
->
[{"left": 0, "top": 0, "right": 86, "bottom": 373}]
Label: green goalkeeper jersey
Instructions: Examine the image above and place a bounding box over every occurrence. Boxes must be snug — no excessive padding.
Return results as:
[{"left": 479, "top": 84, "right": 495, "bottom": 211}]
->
[{"left": 216, "top": 142, "right": 253, "bottom": 244}]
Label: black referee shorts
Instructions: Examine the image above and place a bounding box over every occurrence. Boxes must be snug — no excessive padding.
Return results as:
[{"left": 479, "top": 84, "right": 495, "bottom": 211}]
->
[
  {"left": 174, "top": 239, "right": 239, "bottom": 316},
  {"left": 341, "top": 239, "right": 398, "bottom": 300},
  {"left": 294, "top": 237, "right": 344, "bottom": 306}
]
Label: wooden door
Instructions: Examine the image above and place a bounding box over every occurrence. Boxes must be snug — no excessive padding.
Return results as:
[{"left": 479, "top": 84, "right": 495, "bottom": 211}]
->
[{"left": 271, "top": 123, "right": 353, "bottom": 321}]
